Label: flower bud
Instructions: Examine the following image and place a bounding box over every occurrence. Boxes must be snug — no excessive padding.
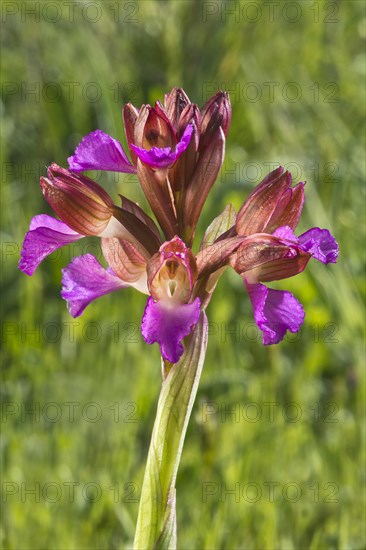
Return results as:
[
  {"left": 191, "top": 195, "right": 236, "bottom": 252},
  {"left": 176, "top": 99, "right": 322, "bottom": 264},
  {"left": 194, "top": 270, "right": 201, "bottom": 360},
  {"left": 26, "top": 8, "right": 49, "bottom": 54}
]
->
[
  {"left": 236, "top": 168, "right": 305, "bottom": 236},
  {"left": 177, "top": 103, "right": 201, "bottom": 147},
  {"left": 200, "top": 91, "right": 231, "bottom": 150},
  {"left": 168, "top": 104, "right": 201, "bottom": 197},
  {"left": 164, "top": 87, "right": 191, "bottom": 130},
  {"left": 41, "top": 163, "right": 113, "bottom": 236},
  {"left": 123, "top": 103, "right": 139, "bottom": 165}
]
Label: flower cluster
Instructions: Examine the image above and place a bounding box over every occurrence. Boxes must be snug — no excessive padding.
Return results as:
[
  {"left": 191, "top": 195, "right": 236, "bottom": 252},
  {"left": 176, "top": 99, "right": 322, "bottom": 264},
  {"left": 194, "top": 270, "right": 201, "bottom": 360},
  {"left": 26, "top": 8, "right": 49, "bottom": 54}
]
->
[{"left": 19, "top": 88, "right": 338, "bottom": 364}]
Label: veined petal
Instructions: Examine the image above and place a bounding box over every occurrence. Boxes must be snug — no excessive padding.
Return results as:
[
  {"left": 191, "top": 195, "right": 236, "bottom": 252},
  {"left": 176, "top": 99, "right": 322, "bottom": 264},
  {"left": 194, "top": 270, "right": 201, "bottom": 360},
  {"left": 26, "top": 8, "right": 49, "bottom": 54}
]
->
[
  {"left": 197, "top": 236, "right": 245, "bottom": 277},
  {"left": 101, "top": 237, "right": 148, "bottom": 294},
  {"left": 41, "top": 169, "right": 114, "bottom": 236},
  {"left": 244, "top": 254, "right": 310, "bottom": 284},
  {"left": 68, "top": 130, "right": 136, "bottom": 173},
  {"left": 61, "top": 254, "right": 128, "bottom": 317},
  {"left": 19, "top": 215, "right": 82, "bottom": 275},
  {"left": 141, "top": 297, "right": 201, "bottom": 363},
  {"left": 131, "top": 124, "right": 193, "bottom": 169},
  {"left": 111, "top": 205, "right": 161, "bottom": 257},
  {"left": 232, "top": 230, "right": 310, "bottom": 284},
  {"left": 47, "top": 163, "right": 114, "bottom": 207},
  {"left": 232, "top": 233, "right": 298, "bottom": 275},
  {"left": 265, "top": 182, "right": 305, "bottom": 233},
  {"left": 236, "top": 168, "right": 291, "bottom": 235},
  {"left": 245, "top": 281, "right": 305, "bottom": 345},
  {"left": 118, "top": 195, "right": 162, "bottom": 243},
  {"left": 298, "top": 228, "right": 339, "bottom": 264}
]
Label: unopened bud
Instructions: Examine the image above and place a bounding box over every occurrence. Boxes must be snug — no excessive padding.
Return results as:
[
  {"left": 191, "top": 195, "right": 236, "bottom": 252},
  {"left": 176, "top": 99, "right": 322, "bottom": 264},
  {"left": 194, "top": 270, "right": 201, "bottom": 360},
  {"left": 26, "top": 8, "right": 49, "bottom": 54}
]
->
[
  {"left": 178, "top": 104, "right": 201, "bottom": 147},
  {"left": 123, "top": 103, "right": 139, "bottom": 164},
  {"left": 164, "top": 87, "right": 191, "bottom": 130},
  {"left": 200, "top": 91, "right": 231, "bottom": 149},
  {"left": 236, "top": 168, "right": 305, "bottom": 235}
]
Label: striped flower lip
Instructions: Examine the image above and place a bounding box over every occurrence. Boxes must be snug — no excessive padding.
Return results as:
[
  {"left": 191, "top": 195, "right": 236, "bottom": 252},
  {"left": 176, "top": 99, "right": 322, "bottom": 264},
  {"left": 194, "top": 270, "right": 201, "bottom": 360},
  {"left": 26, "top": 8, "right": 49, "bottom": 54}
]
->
[{"left": 19, "top": 88, "right": 338, "bottom": 363}]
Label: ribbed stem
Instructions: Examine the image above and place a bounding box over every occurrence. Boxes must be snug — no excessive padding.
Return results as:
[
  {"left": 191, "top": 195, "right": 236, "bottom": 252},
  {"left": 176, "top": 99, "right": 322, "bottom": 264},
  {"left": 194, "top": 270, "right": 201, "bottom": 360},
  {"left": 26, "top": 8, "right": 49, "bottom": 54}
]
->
[{"left": 133, "top": 313, "right": 208, "bottom": 549}]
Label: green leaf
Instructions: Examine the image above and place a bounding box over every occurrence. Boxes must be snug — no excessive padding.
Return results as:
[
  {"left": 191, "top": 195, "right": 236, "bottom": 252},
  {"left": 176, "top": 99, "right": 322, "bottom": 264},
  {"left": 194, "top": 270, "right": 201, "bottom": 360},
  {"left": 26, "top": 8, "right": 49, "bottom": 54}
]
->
[
  {"left": 200, "top": 203, "right": 236, "bottom": 249},
  {"left": 134, "top": 313, "right": 208, "bottom": 550}
]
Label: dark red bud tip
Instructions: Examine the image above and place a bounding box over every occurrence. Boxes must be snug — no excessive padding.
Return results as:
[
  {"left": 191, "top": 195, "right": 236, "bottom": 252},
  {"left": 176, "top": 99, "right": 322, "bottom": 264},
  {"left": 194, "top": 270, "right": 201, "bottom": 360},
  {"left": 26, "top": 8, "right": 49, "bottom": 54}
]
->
[
  {"left": 215, "top": 91, "right": 231, "bottom": 136},
  {"left": 200, "top": 91, "right": 232, "bottom": 150},
  {"left": 164, "top": 88, "right": 191, "bottom": 130},
  {"left": 178, "top": 104, "right": 201, "bottom": 143}
]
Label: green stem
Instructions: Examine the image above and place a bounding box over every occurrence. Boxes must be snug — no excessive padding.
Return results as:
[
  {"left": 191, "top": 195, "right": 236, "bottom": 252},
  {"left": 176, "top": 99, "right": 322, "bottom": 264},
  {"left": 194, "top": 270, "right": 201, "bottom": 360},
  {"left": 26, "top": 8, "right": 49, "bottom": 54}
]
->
[{"left": 133, "top": 313, "right": 208, "bottom": 550}]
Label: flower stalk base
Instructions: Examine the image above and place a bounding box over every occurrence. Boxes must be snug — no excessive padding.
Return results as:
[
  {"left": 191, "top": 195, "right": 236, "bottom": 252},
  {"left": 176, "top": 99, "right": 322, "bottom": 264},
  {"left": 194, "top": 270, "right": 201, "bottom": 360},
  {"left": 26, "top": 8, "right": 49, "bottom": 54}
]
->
[{"left": 133, "top": 313, "right": 208, "bottom": 549}]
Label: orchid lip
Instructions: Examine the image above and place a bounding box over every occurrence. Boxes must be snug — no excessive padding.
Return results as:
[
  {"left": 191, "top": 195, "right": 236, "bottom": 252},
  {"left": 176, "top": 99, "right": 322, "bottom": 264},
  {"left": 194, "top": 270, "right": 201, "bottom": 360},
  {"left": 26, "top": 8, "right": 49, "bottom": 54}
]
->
[{"left": 130, "top": 123, "right": 194, "bottom": 169}]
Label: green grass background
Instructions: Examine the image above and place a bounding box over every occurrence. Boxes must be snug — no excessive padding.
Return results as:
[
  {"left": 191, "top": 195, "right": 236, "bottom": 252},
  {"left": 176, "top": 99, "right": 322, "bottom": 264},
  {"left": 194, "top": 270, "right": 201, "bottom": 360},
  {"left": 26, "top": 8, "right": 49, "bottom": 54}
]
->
[{"left": 1, "top": 1, "right": 365, "bottom": 548}]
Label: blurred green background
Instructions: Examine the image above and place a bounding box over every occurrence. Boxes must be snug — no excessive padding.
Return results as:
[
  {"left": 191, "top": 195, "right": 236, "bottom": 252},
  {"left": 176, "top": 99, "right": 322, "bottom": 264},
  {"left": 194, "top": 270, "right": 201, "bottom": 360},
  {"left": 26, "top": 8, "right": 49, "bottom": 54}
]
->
[{"left": 1, "top": 1, "right": 365, "bottom": 548}]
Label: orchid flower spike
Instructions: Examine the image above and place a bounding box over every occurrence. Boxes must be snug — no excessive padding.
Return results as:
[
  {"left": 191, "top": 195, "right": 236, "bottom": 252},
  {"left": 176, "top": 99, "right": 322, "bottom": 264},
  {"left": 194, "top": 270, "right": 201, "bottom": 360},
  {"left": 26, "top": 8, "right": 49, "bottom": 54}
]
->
[{"left": 19, "top": 89, "right": 338, "bottom": 364}]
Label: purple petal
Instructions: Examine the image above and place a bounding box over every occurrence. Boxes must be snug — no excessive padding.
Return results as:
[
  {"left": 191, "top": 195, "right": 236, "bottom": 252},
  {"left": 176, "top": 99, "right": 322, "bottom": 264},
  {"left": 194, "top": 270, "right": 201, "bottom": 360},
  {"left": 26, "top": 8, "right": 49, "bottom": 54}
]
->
[
  {"left": 245, "top": 282, "right": 305, "bottom": 345},
  {"left": 61, "top": 254, "right": 128, "bottom": 317},
  {"left": 272, "top": 225, "right": 298, "bottom": 242},
  {"left": 131, "top": 124, "right": 193, "bottom": 169},
  {"left": 19, "top": 215, "right": 82, "bottom": 275},
  {"left": 68, "top": 130, "right": 136, "bottom": 173},
  {"left": 298, "top": 228, "right": 339, "bottom": 264},
  {"left": 141, "top": 296, "right": 201, "bottom": 363}
]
